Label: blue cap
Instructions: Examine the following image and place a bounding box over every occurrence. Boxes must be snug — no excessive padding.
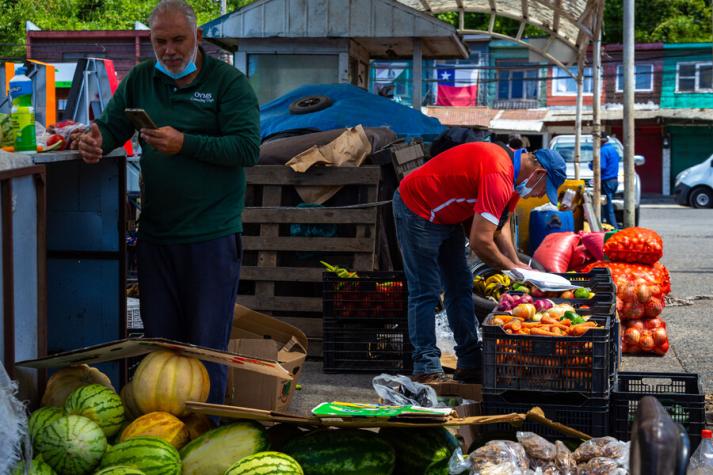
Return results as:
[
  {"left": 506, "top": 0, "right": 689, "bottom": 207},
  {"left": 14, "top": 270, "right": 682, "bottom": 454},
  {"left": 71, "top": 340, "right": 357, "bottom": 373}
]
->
[{"left": 534, "top": 148, "right": 567, "bottom": 205}]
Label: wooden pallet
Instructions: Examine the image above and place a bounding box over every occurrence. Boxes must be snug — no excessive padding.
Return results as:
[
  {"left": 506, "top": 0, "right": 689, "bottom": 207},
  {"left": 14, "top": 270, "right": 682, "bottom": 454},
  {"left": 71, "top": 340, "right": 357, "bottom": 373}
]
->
[{"left": 237, "top": 165, "right": 384, "bottom": 356}]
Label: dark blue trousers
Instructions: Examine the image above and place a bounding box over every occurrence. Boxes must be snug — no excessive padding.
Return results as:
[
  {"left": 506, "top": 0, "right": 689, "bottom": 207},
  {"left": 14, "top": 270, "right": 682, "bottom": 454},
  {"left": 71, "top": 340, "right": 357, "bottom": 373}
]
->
[{"left": 137, "top": 234, "right": 242, "bottom": 405}]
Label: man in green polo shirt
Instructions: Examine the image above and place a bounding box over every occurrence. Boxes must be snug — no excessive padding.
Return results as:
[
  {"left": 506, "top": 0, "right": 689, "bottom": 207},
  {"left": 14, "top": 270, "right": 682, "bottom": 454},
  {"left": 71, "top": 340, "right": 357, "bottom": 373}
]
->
[{"left": 75, "top": 0, "right": 259, "bottom": 405}]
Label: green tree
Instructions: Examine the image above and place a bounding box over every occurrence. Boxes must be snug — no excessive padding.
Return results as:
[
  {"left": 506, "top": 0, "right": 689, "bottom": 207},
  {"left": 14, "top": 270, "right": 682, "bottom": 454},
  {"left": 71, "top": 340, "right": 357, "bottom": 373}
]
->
[{"left": 0, "top": 0, "right": 256, "bottom": 60}]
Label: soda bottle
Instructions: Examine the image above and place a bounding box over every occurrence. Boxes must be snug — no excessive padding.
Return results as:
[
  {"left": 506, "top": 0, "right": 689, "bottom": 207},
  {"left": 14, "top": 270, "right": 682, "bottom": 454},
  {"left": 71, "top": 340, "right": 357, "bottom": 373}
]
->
[
  {"left": 687, "top": 429, "right": 713, "bottom": 474},
  {"left": 9, "top": 66, "right": 37, "bottom": 153}
]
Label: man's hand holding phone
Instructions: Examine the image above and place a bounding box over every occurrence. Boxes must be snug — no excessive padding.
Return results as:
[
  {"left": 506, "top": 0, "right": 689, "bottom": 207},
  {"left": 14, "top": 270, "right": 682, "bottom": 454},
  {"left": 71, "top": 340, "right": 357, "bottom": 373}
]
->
[{"left": 140, "top": 126, "right": 184, "bottom": 155}]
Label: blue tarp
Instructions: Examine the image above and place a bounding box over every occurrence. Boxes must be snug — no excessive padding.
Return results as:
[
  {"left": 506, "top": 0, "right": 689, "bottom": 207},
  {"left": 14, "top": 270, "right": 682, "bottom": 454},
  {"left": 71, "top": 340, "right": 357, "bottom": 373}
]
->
[{"left": 260, "top": 84, "right": 445, "bottom": 142}]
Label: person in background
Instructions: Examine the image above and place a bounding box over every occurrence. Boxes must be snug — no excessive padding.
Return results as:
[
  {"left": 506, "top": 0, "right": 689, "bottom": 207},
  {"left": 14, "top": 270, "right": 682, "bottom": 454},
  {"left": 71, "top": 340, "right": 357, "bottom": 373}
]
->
[
  {"left": 507, "top": 134, "right": 530, "bottom": 151},
  {"left": 73, "top": 0, "right": 260, "bottom": 404},
  {"left": 393, "top": 142, "right": 566, "bottom": 383},
  {"left": 591, "top": 132, "right": 621, "bottom": 229}
]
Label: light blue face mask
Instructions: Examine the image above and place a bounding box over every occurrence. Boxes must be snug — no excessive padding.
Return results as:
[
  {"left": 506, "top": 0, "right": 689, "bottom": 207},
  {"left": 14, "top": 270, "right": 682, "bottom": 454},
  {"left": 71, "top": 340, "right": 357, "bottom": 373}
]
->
[
  {"left": 154, "top": 41, "right": 198, "bottom": 80},
  {"left": 515, "top": 171, "right": 545, "bottom": 198}
]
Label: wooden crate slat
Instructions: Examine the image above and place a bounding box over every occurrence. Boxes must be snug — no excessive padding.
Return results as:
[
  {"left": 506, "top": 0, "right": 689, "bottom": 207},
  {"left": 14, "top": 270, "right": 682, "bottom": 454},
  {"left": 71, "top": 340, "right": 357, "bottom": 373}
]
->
[
  {"left": 243, "top": 236, "right": 376, "bottom": 253},
  {"left": 246, "top": 165, "right": 381, "bottom": 186},
  {"left": 241, "top": 266, "right": 325, "bottom": 282},
  {"left": 243, "top": 207, "right": 376, "bottom": 224},
  {"left": 237, "top": 295, "right": 323, "bottom": 313},
  {"left": 254, "top": 185, "right": 281, "bottom": 302}
]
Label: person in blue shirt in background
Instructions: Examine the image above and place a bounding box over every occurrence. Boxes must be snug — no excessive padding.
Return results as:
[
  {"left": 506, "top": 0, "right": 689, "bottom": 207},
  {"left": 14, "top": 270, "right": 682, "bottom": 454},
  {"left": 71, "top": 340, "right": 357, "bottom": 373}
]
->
[{"left": 591, "top": 132, "right": 621, "bottom": 229}]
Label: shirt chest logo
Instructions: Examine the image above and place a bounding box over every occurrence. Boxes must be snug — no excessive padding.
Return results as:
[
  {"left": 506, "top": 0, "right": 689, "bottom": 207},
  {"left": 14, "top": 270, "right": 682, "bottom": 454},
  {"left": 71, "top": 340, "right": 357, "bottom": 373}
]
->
[{"left": 191, "top": 92, "right": 214, "bottom": 104}]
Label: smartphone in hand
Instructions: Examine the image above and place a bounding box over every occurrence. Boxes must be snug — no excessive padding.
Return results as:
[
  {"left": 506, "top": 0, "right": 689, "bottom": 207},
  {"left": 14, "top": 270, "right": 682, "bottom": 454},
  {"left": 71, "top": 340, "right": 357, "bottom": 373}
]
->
[{"left": 125, "top": 108, "right": 158, "bottom": 130}]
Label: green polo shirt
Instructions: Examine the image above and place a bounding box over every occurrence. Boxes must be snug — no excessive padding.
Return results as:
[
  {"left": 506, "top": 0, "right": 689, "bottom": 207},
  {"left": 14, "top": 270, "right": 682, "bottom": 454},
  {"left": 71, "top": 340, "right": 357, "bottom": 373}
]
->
[{"left": 96, "top": 49, "right": 260, "bottom": 244}]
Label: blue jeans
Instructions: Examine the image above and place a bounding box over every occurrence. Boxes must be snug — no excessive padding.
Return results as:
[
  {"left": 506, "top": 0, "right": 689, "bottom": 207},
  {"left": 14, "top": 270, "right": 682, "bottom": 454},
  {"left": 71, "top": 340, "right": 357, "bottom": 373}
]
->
[
  {"left": 602, "top": 178, "right": 619, "bottom": 229},
  {"left": 392, "top": 190, "right": 481, "bottom": 374},
  {"left": 137, "top": 234, "right": 242, "bottom": 405}
]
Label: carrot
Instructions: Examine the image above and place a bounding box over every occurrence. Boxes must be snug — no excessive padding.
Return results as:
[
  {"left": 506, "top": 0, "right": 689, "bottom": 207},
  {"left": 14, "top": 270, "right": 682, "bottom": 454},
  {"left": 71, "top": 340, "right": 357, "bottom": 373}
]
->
[
  {"left": 568, "top": 322, "right": 598, "bottom": 336},
  {"left": 530, "top": 328, "right": 560, "bottom": 337},
  {"left": 495, "top": 315, "right": 516, "bottom": 323},
  {"left": 505, "top": 319, "right": 522, "bottom": 331},
  {"left": 522, "top": 321, "right": 542, "bottom": 328},
  {"left": 540, "top": 316, "right": 559, "bottom": 325}
]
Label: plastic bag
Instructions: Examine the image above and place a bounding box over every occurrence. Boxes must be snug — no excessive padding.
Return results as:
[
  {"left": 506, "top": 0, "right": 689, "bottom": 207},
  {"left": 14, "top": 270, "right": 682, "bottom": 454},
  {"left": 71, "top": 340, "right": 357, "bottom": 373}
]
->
[
  {"left": 0, "top": 364, "right": 30, "bottom": 474},
  {"left": 555, "top": 440, "right": 577, "bottom": 474},
  {"left": 528, "top": 458, "right": 559, "bottom": 474},
  {"left": 517, "top": 432, "right": 557, "bottom": 461},
  {"left": 604, "top": 227, "right": 663, "bottom": 265},
  {"left": 622, "top": 319, "right": 669, "bottom": 355},
  {"left": 470, "top": 440, "right": 530, "bottom": 474},
  {"left": 436, "top": 310, "right": 457, "bottom": 359},
  {"left": 577, "top": 457, "right": 626, "bottom": 475},
  {"left": 569, "top": 244, "right": 592, "bottom": 271},
  {"left": 574, "top": 437, "right": 619, "bottom": 463},
  {"left": 533, "top": 232, "right": 579, "bottom": 273},
  {"left": 581, "top": 232, "right": 606, "bottom": 262},
  {"left": 372, "top": 374, "right": 442, "bottom": 408}
]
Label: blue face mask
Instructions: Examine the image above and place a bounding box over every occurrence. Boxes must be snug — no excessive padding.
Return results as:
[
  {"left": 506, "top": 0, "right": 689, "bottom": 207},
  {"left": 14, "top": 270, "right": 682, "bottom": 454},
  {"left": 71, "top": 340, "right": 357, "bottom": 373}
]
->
[
  {"left": 515, "top": 172, "right": 545, "bottom": 198},
  {"left": 154, "top": 42, "right": 198, "bottom": 80}
]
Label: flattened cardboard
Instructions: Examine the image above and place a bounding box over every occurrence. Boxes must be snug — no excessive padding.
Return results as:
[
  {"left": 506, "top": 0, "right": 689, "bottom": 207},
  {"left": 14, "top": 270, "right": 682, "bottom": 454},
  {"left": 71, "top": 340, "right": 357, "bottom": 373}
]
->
[
  {"left": 225, "top": 305, "right": 308, "bottom": 411},
  {"left": 428, "top": 382, "right": 483, "bottom": 403},
  {"left": 16, "top": 338, "right": 291, "bottom": 380},
  {"left": 185, "top": 401, "right": 525, "bottom": 429}
]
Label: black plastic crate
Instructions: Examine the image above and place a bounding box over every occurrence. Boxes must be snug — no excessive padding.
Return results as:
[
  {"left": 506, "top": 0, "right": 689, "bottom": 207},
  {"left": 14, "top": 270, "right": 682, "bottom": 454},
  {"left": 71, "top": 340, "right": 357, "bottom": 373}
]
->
[
  {"left": 482, "top": 312, "right": 611, "bottom": 397},
  {"left": 323, "top": 271, "right": 406, "bottom": 320},
  {"left": 611, "top": 372, "right": 706, "bottom": 447},
  {"left": 482, "top": 391, "right": 610, "bottom": 441},
  {"left": 322, "top": 317, "right": 412, "bottom": 373}
]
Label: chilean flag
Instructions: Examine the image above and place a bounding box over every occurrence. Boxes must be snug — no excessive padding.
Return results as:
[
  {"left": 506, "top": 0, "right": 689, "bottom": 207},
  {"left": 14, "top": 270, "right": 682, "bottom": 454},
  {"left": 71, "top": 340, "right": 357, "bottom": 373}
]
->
[{"left": 436, "top": 67, "right": 478, "bottom": 107}]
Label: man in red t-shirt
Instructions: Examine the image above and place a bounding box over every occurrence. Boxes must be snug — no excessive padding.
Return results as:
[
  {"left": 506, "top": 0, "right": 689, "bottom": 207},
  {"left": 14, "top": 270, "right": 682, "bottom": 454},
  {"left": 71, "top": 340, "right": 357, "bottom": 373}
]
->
[{"left": 393, "top": 142, "right": 566, "bottom": 383}]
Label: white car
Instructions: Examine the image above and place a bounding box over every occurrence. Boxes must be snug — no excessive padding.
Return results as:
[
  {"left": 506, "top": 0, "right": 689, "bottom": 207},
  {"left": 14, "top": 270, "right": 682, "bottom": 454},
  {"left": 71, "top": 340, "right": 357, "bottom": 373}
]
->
[
  {"left": 549, "top": 135, "right": 644, "bottom": 225},
  {"left": 674, "top": 155, "right": 713, "bottom": 208}
]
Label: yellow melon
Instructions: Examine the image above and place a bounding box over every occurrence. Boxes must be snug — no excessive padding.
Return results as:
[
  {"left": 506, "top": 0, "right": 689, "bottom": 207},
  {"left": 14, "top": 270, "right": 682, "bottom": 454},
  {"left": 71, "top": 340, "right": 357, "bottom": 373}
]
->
[
  {"left": 41, "top": 364, "right": 114, "bottom": 407},
  {"left": 119, "top": 411, "right": 190, "bottom": 448},
  {"left": 120, "top": 381, "right": 143, "bottom": 420},
  {"left": 182, "top": 412, "right": 215, "bottom": 440},
  {"left": 131, "top": 351, "right": 210, "bottom": 417}
]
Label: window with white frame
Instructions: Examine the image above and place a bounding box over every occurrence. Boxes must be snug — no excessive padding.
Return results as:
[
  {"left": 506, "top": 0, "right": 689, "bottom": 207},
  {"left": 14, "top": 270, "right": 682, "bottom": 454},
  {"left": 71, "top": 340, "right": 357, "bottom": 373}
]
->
[
  {"left": 616, "top": 64, "right": 654, "bottom": 92},
  {"left": 677, "top": 62, "right": 713, "bottom": 92},
  {"left": 497, "top": 69, "right": 539, "bottom": 100},
  {"left": 552, "top": 66, "right": 593, "bottom": 95}
]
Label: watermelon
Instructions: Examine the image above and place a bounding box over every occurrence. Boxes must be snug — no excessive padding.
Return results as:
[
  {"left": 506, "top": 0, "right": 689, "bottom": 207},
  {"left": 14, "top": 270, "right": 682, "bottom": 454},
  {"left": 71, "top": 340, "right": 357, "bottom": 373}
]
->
[
  {"left": 65, "top": 384, "right": 126, "bottom": 437},
  {"left": 11, "top": 458, "right": 57, "bottom": 475},
  {"left": 266, "top": 424, "right": 307, "bottom": 451},
  {"left": 99, "top": 436, "right": 181, "bottom": 475},
  {"left": 35, "top": 415, "right": 107, "bottom": 475},
  {"left": 94, "top": 466, "right": 146, "bottom": 475},
  {"left": 180, "top": 421, "right": 269, "bottom": 475},
  {"left": 379, "top": 427, "right": 459, "bottom": 474},
  {"left": 224, "top": 451, "right": 303, "bottom": 475},
  {"left": 284, "top": 429, "right": 395, "bottom": 475},
  {"left": 29, "top": 406, "right": 64, "bottom": 448}
]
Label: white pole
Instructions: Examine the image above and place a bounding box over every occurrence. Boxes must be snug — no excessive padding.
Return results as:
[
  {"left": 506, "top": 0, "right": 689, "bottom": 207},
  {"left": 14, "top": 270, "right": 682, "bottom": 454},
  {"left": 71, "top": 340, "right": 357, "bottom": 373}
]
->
[
  {"left": 574, "top": 63, "right": 584, "bottom": 181},
  {"left": 623, "top": 0, "right": 636, "bottom": 227},
  {"left": 592, "top": 30, "right": 603, "bottom": 222}
]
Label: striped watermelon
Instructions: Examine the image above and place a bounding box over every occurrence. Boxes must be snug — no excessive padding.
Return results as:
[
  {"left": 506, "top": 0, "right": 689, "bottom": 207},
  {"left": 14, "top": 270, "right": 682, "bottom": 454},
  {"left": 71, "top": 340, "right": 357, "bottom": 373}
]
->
[
  {"left": 35, "top": 415, "right": 107, "bottom": 475},
  {"left": 379, "top": 427, "right": 459, "bottom": 474},
  {"left": 99, "top": 436, "right": 181, "bottom": 475},
  {"left": 283, "top": 429, "right": 395, "bottom": 475},
  {"left": 11, "top": 458, "right": 57, "bottom": 475},
  {"left": 225, "top": 452, "right": 303, "bottom": 475},
  {"left": 65, "top": 384, "right": 125, "bottom": 437},
  {"left": 94, "top": 466, "right": 146, "bottom": 474},
  {"left": 180, "top": 421, "right": 269, "bottom": 475},
  {"left": 424, "top": 458, "right": 449, "bottom": 475},
  {"left": 29, "top": 406, "right": 64, "bottom": 448}
]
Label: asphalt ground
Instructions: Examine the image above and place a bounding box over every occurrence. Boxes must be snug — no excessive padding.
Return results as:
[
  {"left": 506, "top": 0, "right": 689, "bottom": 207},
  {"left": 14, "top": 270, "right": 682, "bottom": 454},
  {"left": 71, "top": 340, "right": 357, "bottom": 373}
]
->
[{"left": 290, "top": 203, "right": 713, "bottom": 421}]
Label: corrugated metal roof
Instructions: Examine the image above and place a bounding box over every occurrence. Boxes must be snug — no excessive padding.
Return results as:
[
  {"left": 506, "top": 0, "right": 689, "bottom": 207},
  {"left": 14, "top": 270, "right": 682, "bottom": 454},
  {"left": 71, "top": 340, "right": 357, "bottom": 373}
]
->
[{"left": 396, "top": 0, "right": 605, "bottom": 72}]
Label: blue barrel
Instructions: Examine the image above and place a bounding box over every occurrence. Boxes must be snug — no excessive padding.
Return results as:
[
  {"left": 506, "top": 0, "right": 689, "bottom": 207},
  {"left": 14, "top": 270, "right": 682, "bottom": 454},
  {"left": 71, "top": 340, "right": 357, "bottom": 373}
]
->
[{"left": 529, "top": 209, "right": 575, "bottom": 254}]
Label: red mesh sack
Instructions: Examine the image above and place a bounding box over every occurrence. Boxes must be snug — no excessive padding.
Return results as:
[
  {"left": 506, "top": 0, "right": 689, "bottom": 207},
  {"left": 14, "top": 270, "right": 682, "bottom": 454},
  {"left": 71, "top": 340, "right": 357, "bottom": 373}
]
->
[
  {"left": 604, "top": 227, "right": 663, "bottom": 265},
  {"left": 533, "top": 232, "right": 580, "bottom": 273},
  {"left": 569, "top": 244, "right": 593, "bottom": 271},
  {"left": 581, "top": 232, "right": 605, "bottom": 261},
  {"left": 622, "top": 318, "right": 669, "bottom": 355}
]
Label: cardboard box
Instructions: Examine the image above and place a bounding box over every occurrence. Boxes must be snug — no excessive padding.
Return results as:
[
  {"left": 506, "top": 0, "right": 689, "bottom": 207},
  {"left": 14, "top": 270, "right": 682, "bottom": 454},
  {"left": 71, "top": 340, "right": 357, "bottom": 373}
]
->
[
  {"left": 226, "top": 305, "right": 308, "bottom": 412},
  {"left": 428, "top": 381, "right": 483, "bottom": 403}
]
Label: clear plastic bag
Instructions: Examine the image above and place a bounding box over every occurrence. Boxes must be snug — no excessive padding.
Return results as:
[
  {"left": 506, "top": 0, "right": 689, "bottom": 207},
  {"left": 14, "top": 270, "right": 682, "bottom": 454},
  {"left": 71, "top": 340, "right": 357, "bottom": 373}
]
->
[
  {"left": 602, "top": 440, "right": 630, "bottom": 468},
  {"left": 0, "top": 364, "right": 30, "bottom": 474},
  {"left": 576, "top": 457, "right": 627, "bottom": 475},
  {"left": 436, "top": 310, "right": 457, "bottom": 358},
  {"left": 573, "top": 437, "right": 619, "bottom": 463},
  {"left": 529, "top": 457, "right": 559, "bottom": 474},
  {"left": 372, "top": 373, "right": 442, "bottom": 408},
  {"left": 470, "top": 440, "right": 530, "bottom": 474},
  {"left": 517, "top": 431, "right": 557, "bottom": 460},
  {"left": 555, "top": 440, "right": 577, "bottom": 474}
]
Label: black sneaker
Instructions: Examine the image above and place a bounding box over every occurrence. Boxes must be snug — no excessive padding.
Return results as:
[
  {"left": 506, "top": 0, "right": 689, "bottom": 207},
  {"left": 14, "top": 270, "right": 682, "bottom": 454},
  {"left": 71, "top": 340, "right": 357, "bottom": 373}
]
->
[
  {"left": 453, "top": 367, "right": 482, "bottom": 384},
  {"left": 410, "top": 372, "right": 452, "bottom": 384}
]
